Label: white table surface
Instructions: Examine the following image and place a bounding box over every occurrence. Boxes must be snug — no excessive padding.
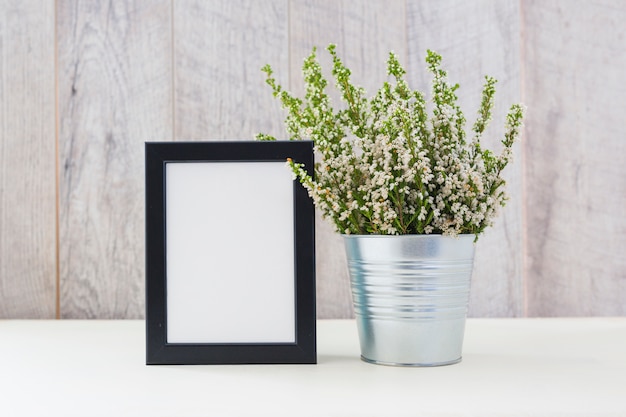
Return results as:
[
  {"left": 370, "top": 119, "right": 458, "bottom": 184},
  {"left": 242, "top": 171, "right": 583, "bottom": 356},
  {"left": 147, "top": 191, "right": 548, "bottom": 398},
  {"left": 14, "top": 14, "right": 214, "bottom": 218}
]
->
[{"left": 1, "top": 318, "right": 625, "bottom": 417}]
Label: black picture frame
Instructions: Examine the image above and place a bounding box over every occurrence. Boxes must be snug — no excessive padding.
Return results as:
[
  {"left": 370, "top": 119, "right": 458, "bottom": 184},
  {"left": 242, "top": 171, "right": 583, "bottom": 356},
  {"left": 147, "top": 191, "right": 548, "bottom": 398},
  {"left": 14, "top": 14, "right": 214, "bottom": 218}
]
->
[{"left": 145, "top": 141, "right": 316, "bottom": 365}]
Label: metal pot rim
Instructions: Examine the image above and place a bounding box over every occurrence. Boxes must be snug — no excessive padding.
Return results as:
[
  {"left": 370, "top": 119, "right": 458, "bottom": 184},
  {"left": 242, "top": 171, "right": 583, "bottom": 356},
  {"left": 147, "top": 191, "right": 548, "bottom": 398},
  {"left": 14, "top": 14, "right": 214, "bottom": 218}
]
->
[{"left": 341, "top": 233, "right": 475, "bottom": 239}]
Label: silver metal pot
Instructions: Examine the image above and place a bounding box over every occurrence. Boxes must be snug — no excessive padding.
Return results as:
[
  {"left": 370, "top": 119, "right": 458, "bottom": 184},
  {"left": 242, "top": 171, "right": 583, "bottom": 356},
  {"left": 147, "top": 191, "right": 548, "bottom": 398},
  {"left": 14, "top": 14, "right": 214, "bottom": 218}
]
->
[{"left": 343, "top": 234, "right": 475, "bottom": 366}]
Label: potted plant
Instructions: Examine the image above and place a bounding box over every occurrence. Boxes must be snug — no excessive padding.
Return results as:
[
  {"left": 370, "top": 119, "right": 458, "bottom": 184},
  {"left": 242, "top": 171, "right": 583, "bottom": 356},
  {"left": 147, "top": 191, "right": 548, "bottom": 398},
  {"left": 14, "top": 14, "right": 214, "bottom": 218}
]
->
[{"left": 257, "top": 44, "right": 524, "bottom": 366}]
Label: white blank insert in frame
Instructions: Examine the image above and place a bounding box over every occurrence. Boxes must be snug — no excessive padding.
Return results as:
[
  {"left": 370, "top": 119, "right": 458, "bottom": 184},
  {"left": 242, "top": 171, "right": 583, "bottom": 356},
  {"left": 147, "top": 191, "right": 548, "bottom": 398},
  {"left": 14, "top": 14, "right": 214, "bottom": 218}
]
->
[{"left": 165, "top": 161, "right": 296, "bottom": 344}]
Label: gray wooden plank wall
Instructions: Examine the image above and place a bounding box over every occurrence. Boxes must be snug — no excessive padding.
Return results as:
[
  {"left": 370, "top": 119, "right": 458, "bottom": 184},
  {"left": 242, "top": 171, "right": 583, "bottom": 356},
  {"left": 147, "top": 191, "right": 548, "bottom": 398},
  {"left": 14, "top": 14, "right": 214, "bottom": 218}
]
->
[
  {"left": 523, "top": 0, "right": 626, "bottom": 316},
  {"left": 57, "top": 0, "right": 172, "bottom": 318},
  {"left": 0, "top": 0, "right": 624, "bottom": 319},
  {"left": 0, "top": 0, "right": 57, "bottom": 318}
]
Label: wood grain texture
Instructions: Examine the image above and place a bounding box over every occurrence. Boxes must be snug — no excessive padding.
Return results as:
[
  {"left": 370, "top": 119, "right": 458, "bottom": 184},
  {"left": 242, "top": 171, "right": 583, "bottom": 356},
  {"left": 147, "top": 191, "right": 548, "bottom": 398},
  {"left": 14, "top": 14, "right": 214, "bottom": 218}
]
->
[
  {"left": 0, "top": 0, "right": 57, "bottom": 318},
  {"left": 174, "top": 0, "right": 288, "bottom": 140},
  {"left": 290, "top": 0, "right": 406, "bottom": 318},
  {"left": 407, "top": 0, "right": 524, "bottom": 317},
  {"left": 57, "top": 0, "right": 172, "bottom": 318},
  {"left": 523, "top": 0, "right": 626, "bottom": 316},
  {"left": 3, "top": 0, "right": 624, "bottom": 319}
]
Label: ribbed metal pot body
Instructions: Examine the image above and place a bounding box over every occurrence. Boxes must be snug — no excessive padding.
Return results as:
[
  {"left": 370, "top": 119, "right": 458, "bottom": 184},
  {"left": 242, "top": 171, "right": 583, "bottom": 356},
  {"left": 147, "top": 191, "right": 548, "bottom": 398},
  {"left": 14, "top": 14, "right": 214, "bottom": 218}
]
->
[{"left": 343, "top": 234, "right": 475, "bottom": 366}]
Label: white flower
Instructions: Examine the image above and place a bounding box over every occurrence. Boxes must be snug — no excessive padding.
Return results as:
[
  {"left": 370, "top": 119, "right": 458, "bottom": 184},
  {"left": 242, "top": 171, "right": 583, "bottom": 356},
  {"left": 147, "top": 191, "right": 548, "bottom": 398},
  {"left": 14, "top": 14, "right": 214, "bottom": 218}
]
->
[{"left": 262, "top": 46, "right": 524, "bottom": 236}]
